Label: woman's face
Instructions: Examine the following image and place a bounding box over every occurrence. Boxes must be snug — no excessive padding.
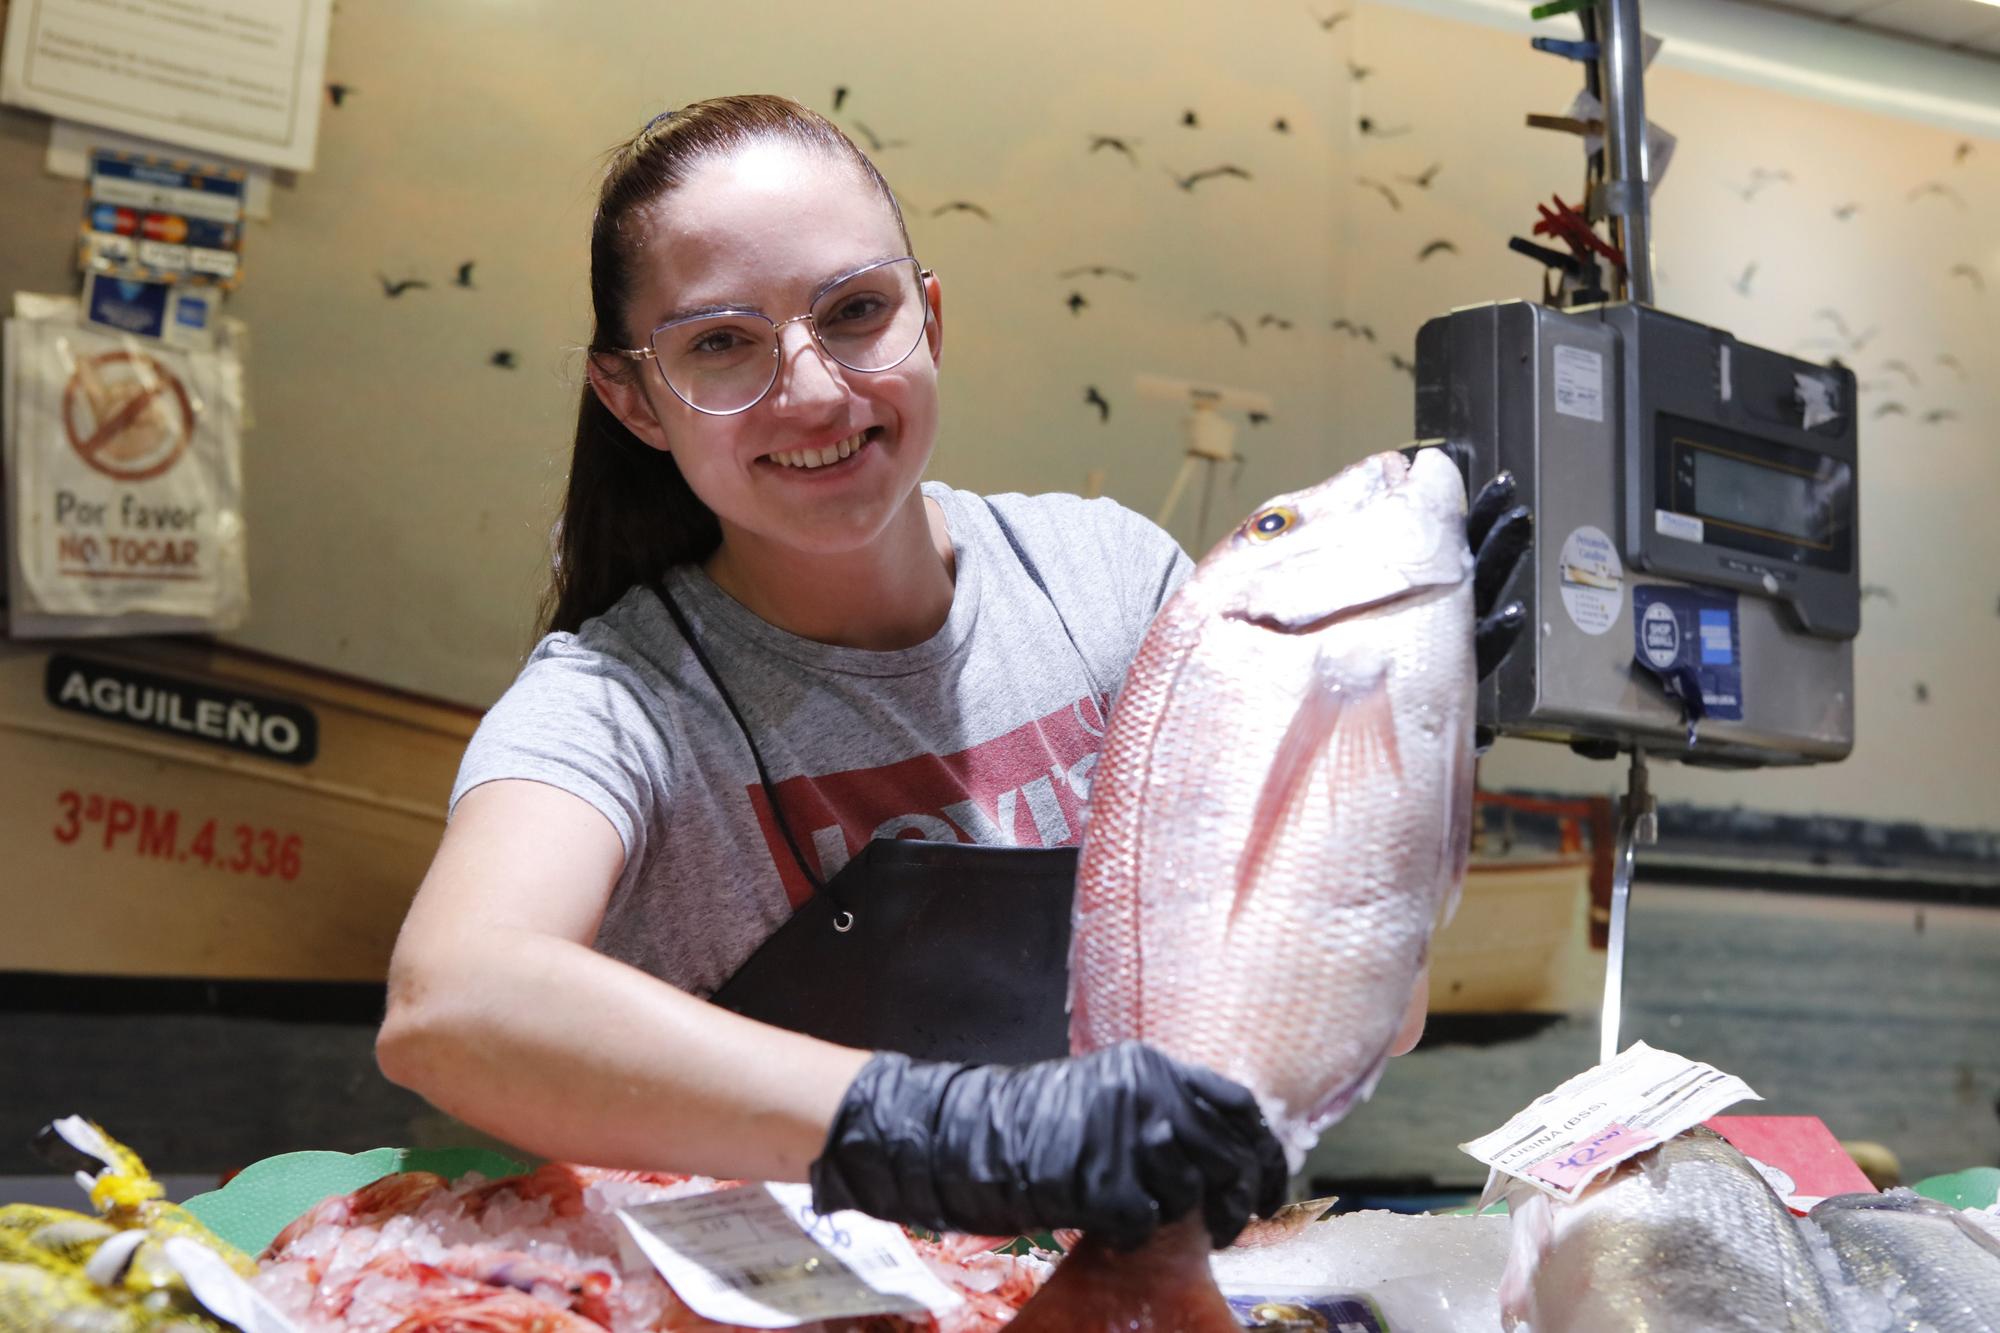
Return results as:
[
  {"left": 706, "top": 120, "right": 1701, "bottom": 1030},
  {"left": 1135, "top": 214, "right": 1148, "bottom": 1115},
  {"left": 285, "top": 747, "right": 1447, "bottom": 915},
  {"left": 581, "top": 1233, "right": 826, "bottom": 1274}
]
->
[{"left": 599, "top": 140, "right": 942, "bottom": 561}]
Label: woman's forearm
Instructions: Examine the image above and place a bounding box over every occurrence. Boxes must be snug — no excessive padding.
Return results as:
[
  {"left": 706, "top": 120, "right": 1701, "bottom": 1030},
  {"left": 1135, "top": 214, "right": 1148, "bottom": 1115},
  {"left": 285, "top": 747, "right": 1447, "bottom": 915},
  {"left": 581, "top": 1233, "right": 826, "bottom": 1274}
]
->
[{"left": 377, "top": 927, "right": 871, "bottom": 1182}]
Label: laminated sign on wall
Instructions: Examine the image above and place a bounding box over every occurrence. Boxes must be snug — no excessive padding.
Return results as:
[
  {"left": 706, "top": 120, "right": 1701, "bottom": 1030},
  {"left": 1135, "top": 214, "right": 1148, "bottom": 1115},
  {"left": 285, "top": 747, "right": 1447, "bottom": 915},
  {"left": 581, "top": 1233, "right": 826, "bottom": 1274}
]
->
[{"left": 4, "top": 296, "right": 248, "bottom": 636}]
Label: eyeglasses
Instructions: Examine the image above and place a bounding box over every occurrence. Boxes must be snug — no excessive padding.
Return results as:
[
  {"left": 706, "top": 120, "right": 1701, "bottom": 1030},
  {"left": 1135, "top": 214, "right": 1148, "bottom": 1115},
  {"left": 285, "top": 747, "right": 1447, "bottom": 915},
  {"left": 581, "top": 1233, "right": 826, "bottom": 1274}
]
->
[{"left": 607, "top": 256, "right": 934, "bottom": 416}]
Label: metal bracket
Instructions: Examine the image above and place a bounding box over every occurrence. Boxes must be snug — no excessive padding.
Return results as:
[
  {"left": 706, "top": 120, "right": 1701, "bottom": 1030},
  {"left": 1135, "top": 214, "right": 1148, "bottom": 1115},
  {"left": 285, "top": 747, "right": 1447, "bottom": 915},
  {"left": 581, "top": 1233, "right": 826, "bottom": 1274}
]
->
[{"left": 1599, "top": 747, "right": 1658, "bottom": 1064}]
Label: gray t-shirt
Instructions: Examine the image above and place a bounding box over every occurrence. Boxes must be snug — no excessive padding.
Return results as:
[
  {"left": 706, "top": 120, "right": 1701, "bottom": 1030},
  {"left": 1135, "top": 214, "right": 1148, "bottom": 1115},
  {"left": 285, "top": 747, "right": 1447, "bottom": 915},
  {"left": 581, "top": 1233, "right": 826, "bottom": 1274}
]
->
[{"left": 450, "top": 481, "right": 1191, "bottom": 997}]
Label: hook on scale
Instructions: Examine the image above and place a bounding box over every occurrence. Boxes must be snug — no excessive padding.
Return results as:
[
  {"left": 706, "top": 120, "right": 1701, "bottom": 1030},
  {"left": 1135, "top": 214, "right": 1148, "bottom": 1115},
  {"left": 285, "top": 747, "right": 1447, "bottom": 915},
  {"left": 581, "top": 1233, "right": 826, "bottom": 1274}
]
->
[{"left": 1135, "top": 373, "right": 1274, "bottom": 552}]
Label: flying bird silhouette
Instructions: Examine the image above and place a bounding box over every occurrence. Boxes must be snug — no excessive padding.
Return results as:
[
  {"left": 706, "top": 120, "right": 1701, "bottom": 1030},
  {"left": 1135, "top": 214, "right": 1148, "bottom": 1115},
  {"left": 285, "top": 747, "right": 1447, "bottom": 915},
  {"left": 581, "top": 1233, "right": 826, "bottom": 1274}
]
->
[
  {"left": 1883, "top": 359, "right": 1920, "bottom": 386},
  {"left": 1310, "top": 4, "right": 1352, "bottom": 29},
  {"left": 1066, "top": 292, "right": 1088, "bottom": 315},
  {"left": 455, "top": 261, "right": 476, "bottom": 289},
  {"left": 1907, "top": 181, "right": 1966, "bottom": 209},
  {"left": 1169, "top": 164, "right": 1252, "bottom": 190},
  {"left": 1860, "top": 584, "right": 1897, "bottom": 605},
  {"left": 1813, "top": 308, "right": 1851, "bottom": 338},
  {"left": 1730, "top": 263, "right": 1757, "bottom": 297},
  {"left": 1399, "top": 162, "right": 1442, "bottom": 188},
  {"left": 490, "top": 350, "right": 516, "bottom": 369},
  {"left": 1832, "top": 202, "right": 1860, "bottom": 220},
  {"left": 930, "top": 201, "right": 991, "bottom": 220},
  {"left": 1058, "top": 264, "right": 1138, "bottom": 280},
  {"left": 376, "top": 273, "right": 428, "bottom": 297},
  {"left": 1913, "top": 682, "right": 1930, "bottom": 704},
  {"left": 1331, "top": 318, "right": 1377, "bottom": 342},
  {"left": 1248, "top": 411, "right": 1272, "bottom": 426},
  {"left": 850, "top": 121, "right": 907, "bottom": 152},
  {"left": 1388, "top": 352, "right": 1417, "bottom": 377},
  {"left": 1182, "top": 109, "right": 1200, "bottom": 128},
  {"left": 1208, "top": 312, "right": 1249, "bottom": 346},
  {"left": 1728, "top": 167, "right": 1792, "bottom": 202},
  {"left": 1089, "top": 135, "right": 1140, "bottom": 163},
  {"left": 1356, "top": 176, "right": 1402, "bottom": 211},
  {"left": 1272, "top": 117, "right": 1292, "bottom": 134},
  {"left": 1954, "top": 141, "right": 1973, "bottom": 165},
  {"left": 1257, "top": 314, "right": 1295, "bottom": 330},
  {"left": 1417, "top": 239, "right": 1459, "bottom": 261},
  {"left": 1346, "top": 60, "right": 1374, "bottom": 81},
  {"left": 1084, "top": 386, "right": 1111, "bottom": 422},
  {"left": 327, "top": 83, "right": 356, "bottom": 108},
  {"left": 1938, "top": 353, "right": 1967, "bottom": 380},
  {"left": 1948, "top": 263, "right": 1986, "bottom": 292},
  {"left": 1358, "top": 117, "right": 1411, "bottom": 138},
  {"left": 1873, "top": 401, "right": 1908, "bottom": 418},
  {"left": 1922, "top": 408, "right": 1958, "bottom": 424},
  {"left": 832, "top": 87, "right": 849, "bottom": 112}
]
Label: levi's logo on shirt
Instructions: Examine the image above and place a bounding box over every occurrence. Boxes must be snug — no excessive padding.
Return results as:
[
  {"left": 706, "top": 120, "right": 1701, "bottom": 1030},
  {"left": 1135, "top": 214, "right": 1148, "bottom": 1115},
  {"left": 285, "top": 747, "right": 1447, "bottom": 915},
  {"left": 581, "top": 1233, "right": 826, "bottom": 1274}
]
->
[{"left": 748, "top": 695, "right": 1107, "bottom": 907}]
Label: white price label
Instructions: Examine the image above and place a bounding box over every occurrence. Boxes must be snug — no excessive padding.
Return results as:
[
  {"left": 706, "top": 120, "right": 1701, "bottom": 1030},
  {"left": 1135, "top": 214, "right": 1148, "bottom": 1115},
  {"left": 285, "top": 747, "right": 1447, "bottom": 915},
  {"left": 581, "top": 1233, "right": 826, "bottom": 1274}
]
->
[
  {"left": 616, "top": 1183, "right": 962, "bottom": 1329},
  {"left": 1552, "top": 345, "right": 1605, "bottom": 423},
  {"left": 1460, "top": 1042, "right": 1759, "bottom": 1202}
]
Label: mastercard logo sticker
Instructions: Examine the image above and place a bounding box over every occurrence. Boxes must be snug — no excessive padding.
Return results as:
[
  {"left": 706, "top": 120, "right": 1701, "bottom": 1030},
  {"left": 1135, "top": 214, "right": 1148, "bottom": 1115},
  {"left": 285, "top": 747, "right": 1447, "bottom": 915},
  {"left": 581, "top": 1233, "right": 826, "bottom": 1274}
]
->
[{"left": 62, "top": 350, "right": 196, "bottom": 482}]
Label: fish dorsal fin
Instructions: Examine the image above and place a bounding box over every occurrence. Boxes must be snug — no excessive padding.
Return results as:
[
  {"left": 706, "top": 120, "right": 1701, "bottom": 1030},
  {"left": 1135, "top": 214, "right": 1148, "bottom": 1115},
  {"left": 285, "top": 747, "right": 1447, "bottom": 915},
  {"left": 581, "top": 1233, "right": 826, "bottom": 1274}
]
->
[{"left": 1229, "top": 658, "right": 1399, "bottom": 928}]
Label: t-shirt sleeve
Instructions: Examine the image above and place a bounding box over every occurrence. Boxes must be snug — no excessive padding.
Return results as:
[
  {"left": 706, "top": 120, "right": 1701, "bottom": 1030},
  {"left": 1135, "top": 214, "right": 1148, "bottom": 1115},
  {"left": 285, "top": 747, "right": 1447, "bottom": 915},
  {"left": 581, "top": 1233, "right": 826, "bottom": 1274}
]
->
[{"left": 449, "top": 633, "right": 663, "bottom": 861}]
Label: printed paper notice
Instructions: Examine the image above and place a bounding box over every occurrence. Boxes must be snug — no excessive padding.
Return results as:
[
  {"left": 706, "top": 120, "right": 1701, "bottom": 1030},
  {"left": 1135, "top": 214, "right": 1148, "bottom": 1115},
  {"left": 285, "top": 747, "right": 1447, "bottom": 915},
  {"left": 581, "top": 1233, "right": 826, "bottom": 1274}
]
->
[
  {"left": 1460, "top": 1042, "right": 1760, "bottom": 1201},
  {"left": 1, "top": 0, "right": 332, "bottom": 171},
  {"left": 616, "top": 1183, "right": 962, "bottom": 1329},
  {"left": 1552, "top": 345, "right": 1605, "bottom": 423}
]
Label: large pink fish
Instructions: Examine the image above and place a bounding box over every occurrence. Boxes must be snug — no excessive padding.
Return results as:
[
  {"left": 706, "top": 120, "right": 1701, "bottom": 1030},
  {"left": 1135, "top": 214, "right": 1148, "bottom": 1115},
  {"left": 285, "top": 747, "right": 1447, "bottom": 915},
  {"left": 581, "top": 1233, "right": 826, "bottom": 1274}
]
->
[{"left": 1011, "top": 447, "right": 1478, "bottom": 1331}]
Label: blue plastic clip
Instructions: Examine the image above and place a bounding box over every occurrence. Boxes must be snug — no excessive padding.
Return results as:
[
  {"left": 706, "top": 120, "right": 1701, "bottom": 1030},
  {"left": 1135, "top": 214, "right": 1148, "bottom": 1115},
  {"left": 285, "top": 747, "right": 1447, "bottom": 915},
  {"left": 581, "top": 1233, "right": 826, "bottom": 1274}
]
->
[{"left": 1532, "top": 36, "right": 1601, "bottom": 59}]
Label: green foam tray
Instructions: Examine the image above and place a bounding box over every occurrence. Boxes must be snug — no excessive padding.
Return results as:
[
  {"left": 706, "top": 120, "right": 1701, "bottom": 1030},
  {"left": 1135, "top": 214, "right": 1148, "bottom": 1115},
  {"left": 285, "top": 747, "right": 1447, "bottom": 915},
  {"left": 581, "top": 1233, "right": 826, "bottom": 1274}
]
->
[
  {"left": 181, "top": 1146, "right": 527, "bottom": 1257},
  {"left": 1912, "top": 1166, "right": 2000, "bottom": 1211}
]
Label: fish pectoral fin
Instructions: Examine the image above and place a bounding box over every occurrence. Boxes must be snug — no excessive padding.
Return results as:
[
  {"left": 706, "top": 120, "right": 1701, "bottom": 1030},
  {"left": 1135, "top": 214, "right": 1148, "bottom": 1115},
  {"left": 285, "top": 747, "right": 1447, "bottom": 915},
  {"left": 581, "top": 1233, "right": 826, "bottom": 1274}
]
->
[{"left": 1230, "top": 662, "right": 1399, "bottom": 925}]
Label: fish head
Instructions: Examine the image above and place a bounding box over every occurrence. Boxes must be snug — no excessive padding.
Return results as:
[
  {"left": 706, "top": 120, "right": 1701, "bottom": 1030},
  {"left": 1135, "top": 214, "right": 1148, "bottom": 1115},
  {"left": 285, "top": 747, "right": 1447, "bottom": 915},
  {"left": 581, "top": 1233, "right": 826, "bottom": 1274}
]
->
[{"left": 1199, "top": 449, "right": 1470, "bottom": 629}]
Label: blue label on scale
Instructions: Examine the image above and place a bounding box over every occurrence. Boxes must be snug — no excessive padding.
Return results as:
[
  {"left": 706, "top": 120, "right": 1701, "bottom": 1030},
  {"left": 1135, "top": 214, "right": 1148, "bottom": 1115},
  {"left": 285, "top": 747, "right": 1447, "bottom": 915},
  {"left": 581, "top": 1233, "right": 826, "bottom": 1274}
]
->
[{"left": 1632, "top": 585, "right": 1743, "bottom": 722}]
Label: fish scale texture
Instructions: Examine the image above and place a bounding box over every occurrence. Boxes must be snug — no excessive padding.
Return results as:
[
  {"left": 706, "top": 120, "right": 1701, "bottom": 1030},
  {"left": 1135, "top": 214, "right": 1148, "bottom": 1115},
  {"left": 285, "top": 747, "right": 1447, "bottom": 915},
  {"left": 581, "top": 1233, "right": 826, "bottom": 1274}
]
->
[
  {"left": 1813, "top": 1194, "right": 2000, "bottom": 1332},
  {"left": 1502, "top": 1130, "right": 1841, "bottom": 1332},
  {"left": 1069, "top": 450, "right": 1475, "bottom": 1168}
]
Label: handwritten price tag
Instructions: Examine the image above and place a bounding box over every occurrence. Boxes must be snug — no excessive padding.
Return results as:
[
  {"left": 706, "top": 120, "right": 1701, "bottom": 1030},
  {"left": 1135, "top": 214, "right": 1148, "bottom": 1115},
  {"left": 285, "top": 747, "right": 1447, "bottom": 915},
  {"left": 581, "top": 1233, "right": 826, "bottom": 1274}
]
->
[{"left": 1527, "top": 1123, "right": 1659, "bottom": 1190}]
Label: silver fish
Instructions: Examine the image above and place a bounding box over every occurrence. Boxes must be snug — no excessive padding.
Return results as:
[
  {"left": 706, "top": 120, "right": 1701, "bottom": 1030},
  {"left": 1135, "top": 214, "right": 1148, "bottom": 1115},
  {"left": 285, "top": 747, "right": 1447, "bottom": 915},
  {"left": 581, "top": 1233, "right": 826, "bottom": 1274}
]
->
[
  {"left": 1069, "top": 447, "right": 1477, "bottom": 1167},
  {"left": 1810, "top": 1190, "right": 2000, "bottom": 1332},
  {"left": 1499, "top": 1127, "right": 1842, "bottom": 1332}
]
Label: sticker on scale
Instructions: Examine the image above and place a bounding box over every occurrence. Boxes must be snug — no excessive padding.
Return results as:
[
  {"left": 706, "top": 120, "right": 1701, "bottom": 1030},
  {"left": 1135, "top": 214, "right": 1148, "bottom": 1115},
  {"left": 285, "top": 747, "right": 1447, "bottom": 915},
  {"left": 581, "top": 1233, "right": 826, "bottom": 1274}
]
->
[
  {"left": 615, "top": 1182, "right": 963, "bottom": 1329},
  {"left": 1558, "top": 525, "right": 1623, "bottom": 636},
  {"left": 1552, "top": 345, "right": 1605, "bottom": 423},
  {"left": 1655, "top": 509, "right": 1704, "bottom": 543},
  {"left": 1632, "top": 585, "right": 1744, "bottom": 721}
]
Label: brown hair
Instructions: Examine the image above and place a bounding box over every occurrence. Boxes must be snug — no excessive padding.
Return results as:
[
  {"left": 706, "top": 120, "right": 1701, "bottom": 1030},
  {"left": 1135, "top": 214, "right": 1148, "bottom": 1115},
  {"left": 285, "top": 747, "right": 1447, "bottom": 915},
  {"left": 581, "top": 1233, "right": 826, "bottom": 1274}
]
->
[{"left": 540, "top": 94, "right": 914, "bottom": 637}]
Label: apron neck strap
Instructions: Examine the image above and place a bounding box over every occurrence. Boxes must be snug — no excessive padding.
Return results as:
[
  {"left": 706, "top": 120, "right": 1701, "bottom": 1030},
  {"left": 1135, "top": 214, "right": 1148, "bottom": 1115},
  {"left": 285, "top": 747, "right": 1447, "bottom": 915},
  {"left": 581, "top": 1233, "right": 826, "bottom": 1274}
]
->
[{"left": 648, "top": 578, "right": 828, "bottom": 898}]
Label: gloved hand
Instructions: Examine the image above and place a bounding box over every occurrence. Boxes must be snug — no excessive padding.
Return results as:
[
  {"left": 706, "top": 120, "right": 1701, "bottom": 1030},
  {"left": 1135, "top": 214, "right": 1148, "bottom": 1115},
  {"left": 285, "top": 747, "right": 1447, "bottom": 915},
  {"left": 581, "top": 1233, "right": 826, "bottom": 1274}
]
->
[
  {"left": 1469, "top": 470, "right": 1533, "bottom": 683},
  {"left": 810, "top": 1041, "right": 1288, "bottom": 1251}
]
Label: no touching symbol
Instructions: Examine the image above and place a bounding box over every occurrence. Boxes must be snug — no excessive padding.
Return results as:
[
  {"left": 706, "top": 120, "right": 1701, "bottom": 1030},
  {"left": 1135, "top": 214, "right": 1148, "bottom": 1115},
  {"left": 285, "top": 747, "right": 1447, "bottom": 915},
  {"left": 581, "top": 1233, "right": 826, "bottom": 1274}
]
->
[{"left": 62, "top": 350, "right": 196, "bottom": 482}]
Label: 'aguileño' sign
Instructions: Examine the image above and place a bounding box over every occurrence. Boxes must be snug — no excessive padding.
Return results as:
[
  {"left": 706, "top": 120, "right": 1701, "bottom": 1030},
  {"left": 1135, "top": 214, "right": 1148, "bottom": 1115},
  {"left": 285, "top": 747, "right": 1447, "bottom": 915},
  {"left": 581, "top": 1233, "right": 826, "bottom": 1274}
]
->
[{"left": 45, "top": 654, "right": 318, "bottom": 765}]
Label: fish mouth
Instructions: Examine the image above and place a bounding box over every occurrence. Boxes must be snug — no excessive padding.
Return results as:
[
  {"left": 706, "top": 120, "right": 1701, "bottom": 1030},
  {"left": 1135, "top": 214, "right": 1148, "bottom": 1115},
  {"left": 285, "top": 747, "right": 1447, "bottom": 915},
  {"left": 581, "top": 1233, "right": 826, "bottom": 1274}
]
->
[{"left": 1228, "top": 582, "right": 1439, "bottom": 635}]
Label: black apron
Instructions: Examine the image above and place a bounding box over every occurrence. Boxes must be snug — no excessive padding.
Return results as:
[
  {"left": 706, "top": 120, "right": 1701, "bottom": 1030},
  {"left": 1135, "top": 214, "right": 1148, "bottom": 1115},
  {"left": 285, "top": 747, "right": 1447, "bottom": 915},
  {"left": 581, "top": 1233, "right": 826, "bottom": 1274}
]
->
[{"left": 661, "top": 500, "right": 1101, "bottom": 1066}]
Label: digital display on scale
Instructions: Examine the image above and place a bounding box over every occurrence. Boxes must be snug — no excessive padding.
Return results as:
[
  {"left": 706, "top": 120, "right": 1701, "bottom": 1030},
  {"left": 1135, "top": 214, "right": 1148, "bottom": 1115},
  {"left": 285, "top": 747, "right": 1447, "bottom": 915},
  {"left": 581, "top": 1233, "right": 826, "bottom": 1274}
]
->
[
  {"left": 1691, "top": 448, "right": 1825, "bottom": 544},
  {"left": 1656, "top": 413, "right": 1853, "bottom": 572}
]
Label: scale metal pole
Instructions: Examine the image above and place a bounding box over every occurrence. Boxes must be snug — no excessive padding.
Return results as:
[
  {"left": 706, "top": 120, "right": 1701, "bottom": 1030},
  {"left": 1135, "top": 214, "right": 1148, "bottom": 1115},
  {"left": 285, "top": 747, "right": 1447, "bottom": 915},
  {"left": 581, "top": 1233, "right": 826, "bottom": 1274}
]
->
[
  {"left": 1596, "top": 0, "right": 1654, "bottom": 302},
  {"left": 1599, "top": 747, "right": 1658, "bottom": 1064}
]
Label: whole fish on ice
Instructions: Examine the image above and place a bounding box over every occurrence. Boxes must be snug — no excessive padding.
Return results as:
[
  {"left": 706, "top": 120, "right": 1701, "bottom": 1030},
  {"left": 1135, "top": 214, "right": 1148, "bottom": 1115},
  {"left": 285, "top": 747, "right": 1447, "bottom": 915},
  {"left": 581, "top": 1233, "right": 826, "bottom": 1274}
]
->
[
  {"left": 1008, "top": 448, "right": 1478, "bottom": 1332},
  {"left": 1499, "top": 1127, "right": 1841, "bottom": 1332},
  {"left": 1810, "top": 1190, "right": 2000, "bottom": 1332}
]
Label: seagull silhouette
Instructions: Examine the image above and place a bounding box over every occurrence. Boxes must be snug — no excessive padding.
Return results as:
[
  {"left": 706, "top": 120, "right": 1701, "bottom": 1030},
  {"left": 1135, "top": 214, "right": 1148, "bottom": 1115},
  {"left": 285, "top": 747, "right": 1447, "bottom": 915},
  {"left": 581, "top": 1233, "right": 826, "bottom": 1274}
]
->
[
  {"left": 1358, "top": 117, "right": 1411, "bottom": 138},
  {"left": 1907, "top": 181, "right": 1966, "bottom": 209},
  {"left": 1357, "top": 177, "right": 1402, "bottom": 211},
  {"left": 1873, "top": 401, "right": 1908, "bottom": 418},
  {"left": 1883, "top": 359, "right": 1920, "bottom": 386},
  {"left": 1388, "top": 352, "right": 1417, "bottom": 376},
  {"left": 376, "top": 273, "right": 429, "bottom": 297},
  {"left": 490, "top": 350, "right": 516, "bottom": 369},
  {"left": 1310, "top": 5, "right": 1352, "bottom": 30},
  {"left": 1921, "top": 408, "right": 1958, "bottom": 424},
  {"left": 1417, "top": 239, "right": 1459, "bottom": 261},
  {"left": 1730, "top": 263, "right": 1757, "bottom": 297},
  {"left": 1066, "top": 292, "right": 1088, "bottom": 315},
  {"left": 1331, "top": 318, "right": 1378, "bottom": 342},
  {"left": 1938, "top": 354, "right": 1967, "bottom": 380},
  {"left": 455, "top": 261, "right": 476, "bottom": 289},
  {"left": 930, "top": 201, "right": 991, "bottom": 220},
  {"left": 1089, "top": 135, "right": 1140, "bottom": 163},
  {"left": 1832, "top": 202, "right": 1860, "bottom": 221},
  {"left": 1058, "top": 264, "right": 1138, "bottom": 280},
  {"left": 1084, "top": 386, "right": 1111, "bottom": 422},
  {"left": 850, "top": 121, "right": 907, "bottom": 152},
  {"left": 1208, "top": 312, "right": 1249, "bottom": 346},
  {"left": 1398, "top": 163, "right": 1442, "bottom": 188},
  {"left": 1168, "top": 164, "right": 1252, "bottom": 190},
  {"left": 1257, "top": 314, "right": 1295, "bottom": 330},
  {"left": 1948, "top": 264, "right": 1986, "bottom": 293}
]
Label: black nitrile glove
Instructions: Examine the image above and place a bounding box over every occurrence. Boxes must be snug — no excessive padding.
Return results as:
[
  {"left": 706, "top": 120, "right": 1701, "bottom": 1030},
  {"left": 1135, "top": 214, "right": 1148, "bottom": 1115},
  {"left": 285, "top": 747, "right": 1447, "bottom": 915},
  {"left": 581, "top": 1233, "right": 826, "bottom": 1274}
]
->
[
  {"left": 1469, "top": 470, "right": 1533, "bottom": 683},
  {"left": 809, "top": 1041, "right": 1288, "bottom": 1252}
]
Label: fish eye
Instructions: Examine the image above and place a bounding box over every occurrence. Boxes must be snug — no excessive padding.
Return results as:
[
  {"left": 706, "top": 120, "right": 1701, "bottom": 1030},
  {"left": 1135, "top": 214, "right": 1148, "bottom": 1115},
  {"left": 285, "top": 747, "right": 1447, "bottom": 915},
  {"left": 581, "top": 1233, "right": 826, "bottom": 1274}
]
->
[{"left": 1244, "top": 506, "right": 1298, "bottom": 542}]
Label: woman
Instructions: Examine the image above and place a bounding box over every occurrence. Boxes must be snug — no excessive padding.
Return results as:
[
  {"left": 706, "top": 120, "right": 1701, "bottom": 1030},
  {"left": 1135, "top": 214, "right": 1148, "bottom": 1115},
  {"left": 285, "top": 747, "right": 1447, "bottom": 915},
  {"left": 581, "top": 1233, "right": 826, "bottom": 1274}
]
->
[{"left": 377, "top": 94, "right": 1529, "bottom": 1250}]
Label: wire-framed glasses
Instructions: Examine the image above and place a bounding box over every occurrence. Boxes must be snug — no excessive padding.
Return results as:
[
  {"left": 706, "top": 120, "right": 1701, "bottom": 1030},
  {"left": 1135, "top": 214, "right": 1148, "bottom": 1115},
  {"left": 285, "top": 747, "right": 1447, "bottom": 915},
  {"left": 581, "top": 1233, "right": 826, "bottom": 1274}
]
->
[{"left": 609, "top": 256, "right": 933, "bottom": 416}]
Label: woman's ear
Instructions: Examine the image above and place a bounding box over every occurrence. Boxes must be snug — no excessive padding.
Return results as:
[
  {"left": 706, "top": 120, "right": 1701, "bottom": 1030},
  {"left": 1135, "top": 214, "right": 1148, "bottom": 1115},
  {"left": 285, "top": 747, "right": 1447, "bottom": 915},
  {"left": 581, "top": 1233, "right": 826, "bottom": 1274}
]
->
[
  {"left": 922, "top": 270, "right": 944, "bottom": 368},
  {"left": 586, "top": 351, "right": 672, "bottom": 453}
]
